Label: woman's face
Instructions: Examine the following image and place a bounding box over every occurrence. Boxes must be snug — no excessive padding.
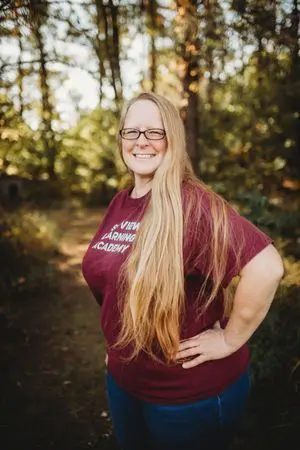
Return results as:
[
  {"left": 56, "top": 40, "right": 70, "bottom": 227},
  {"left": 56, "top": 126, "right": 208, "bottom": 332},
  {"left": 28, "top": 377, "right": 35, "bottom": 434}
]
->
[{"left": 121, "top": 100, "right": 167, "bottom": 184}]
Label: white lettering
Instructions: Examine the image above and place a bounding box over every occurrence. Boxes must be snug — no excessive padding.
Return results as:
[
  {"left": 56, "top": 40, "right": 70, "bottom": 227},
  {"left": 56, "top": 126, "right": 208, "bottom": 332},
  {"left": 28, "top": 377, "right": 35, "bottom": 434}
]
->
[
  {"left": 92, "top": 241, "right": 130, "bottom": 253},
  {"left": 92, "top": 221, "right": 140, "bottom": 253},
  {"left": 120, "top": 221, "right": 128, "bottom": 229}
]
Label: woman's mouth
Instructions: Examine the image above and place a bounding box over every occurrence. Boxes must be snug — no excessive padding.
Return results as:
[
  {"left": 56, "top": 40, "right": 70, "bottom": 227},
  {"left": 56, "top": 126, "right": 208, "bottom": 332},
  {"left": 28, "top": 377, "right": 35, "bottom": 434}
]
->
[{"left": 132, "top": 153, "right": 156, "bottom": 159}]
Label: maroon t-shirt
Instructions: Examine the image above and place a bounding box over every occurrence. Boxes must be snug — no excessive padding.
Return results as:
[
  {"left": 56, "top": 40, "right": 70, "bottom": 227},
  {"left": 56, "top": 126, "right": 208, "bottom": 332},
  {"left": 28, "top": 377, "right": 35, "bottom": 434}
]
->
[{"left": 81, "top": 184, "right": 273, "bottom": 404}]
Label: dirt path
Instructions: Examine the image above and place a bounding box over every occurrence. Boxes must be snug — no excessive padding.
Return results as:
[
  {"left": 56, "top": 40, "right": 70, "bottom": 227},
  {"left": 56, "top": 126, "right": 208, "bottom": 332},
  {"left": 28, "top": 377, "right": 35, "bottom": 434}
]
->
[{"left": 1, "top": 207, "right": 118, "bottom": 450}]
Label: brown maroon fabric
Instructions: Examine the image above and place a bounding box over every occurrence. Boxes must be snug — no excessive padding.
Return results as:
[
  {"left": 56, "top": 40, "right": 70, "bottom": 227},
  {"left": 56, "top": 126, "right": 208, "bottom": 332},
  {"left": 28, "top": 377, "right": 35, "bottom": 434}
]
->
[{"left": 81, "top": 184, "right": 273, "bottom": 404}]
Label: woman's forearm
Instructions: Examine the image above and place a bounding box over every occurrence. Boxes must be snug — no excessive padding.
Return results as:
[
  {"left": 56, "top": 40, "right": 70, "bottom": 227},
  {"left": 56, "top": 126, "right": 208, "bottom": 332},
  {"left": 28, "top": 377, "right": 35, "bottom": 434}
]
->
[
  {"left": 223, "top": 270, "right": 283, "bottom": 352},
  {"left": 176, "top": 245, "right": 284, "bottom": 368}
]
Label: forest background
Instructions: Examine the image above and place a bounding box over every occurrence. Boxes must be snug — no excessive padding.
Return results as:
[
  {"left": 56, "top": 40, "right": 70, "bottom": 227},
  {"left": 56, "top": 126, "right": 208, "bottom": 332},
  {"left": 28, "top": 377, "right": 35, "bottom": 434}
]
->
[{"left": 0, "top": 1, "right": 300, "bottom": 450}]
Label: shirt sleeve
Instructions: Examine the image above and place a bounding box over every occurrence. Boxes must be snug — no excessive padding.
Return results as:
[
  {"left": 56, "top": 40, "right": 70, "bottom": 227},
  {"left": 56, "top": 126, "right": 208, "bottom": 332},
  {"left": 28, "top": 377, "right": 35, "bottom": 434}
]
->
[
  {"left": 221, "top": 206, "right": 274, "bottom": 288},
  {"left": 89, "top": 287, "right": 103, "bottom": 306},
  {"left": 188, "top": 190, "right": 274, "bottom": 288}
]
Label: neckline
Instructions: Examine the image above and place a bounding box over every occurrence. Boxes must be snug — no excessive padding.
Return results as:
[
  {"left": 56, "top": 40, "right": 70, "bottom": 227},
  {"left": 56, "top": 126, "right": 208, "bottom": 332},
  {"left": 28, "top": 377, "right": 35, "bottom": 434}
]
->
[{"left": 124, "top": 186, "right": 151, "bottom": 206}]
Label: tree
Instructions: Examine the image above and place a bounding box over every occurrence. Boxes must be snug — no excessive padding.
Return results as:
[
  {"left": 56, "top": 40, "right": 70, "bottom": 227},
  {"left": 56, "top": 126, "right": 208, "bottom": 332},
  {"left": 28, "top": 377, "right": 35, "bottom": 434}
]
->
[
  {"left": 93, "top": 0, "right": 123, "bottom": 110},
  {"left": 174, "top": 0, "right": 202, "bottom": 173},
  {"left": 30, "top": 3, "right": 58, "bottom": 179},
  {"left": 1, "top": 1, "right": 59, "bottom": 179}
]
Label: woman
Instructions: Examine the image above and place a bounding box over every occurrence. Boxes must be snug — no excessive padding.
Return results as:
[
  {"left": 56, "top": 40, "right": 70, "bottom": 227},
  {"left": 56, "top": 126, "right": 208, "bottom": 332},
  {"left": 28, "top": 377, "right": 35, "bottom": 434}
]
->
[{"left": 82, "top": 92, "right": 284, "bottom": 450}]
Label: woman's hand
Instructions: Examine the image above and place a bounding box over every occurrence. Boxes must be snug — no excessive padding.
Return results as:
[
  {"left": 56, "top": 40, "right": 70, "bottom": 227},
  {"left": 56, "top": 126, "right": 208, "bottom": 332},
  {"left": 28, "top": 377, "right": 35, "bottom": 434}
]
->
[{"left": 175, "top": 321, "right": 237, "bottom": 369}]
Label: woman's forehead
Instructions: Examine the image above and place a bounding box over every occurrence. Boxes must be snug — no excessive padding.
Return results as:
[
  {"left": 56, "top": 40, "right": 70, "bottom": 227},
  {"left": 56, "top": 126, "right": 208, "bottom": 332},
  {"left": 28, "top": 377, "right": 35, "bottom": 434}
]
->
[{"left": 125, "top": 100, "right": 163, "bottom": 127}]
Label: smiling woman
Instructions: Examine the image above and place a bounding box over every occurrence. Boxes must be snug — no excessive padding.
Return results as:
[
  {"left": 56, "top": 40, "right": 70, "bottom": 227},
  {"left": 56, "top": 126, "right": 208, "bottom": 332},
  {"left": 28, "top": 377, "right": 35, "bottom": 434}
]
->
[
  {"left": 81, "top": 91, "right": 284, "bottom": 450},
  {"left": 119, "top": 99, "right": 168, "bottom": 197}
]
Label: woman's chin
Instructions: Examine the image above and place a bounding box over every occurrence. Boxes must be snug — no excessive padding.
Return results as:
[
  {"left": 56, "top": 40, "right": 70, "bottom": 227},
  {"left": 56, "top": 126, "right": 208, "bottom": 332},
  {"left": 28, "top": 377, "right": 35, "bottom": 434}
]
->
[{"left": 130, "top": 167, "right": 158, "bottom": 178}]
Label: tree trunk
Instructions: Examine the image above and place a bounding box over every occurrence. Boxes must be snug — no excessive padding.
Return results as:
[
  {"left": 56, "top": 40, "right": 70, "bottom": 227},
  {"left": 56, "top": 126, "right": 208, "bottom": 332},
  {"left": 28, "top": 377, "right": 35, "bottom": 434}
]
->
[
  {"left": 148, "top": 0, "right": 157, "bottom": 91},
  {"left": 203, "top": 0, "right": 223, "bottom": 109},
  {"left": 109, "top": 0, "right": 122, "bottom": 101},
  {"left": 289, "top": 0, "right": 300, "bottom": 175},
  {"left": 15, "top": 7, "right": 24, "bottom": 118},
  {"left": 95, "top": 0, "right": 122, "bottom": 111},
  {"left": 176, "top": 0, "right": 201, "bottom": 174},
  {"left": 94, "top": 1, "right": 106, "bottom": 105},
  {"left": 35, "top": 23, "right": 57, "bottom": 179}
]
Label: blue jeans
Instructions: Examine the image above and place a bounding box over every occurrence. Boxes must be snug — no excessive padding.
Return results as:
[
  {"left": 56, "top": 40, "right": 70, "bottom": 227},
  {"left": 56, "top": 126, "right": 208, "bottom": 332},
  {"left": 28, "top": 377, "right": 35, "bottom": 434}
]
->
[{"left": 106, "top": 368, "right": 251, "bottom": 450}]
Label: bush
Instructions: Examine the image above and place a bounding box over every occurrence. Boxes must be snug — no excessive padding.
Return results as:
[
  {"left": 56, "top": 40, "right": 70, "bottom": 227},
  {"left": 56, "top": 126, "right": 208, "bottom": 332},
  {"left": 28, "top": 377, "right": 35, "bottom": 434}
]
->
[
  {"left": 0, "top": 207, "right": 60, "bottom": 301},
  {"left": 250, "top": 286, "right": 300, "bottom": 388}
]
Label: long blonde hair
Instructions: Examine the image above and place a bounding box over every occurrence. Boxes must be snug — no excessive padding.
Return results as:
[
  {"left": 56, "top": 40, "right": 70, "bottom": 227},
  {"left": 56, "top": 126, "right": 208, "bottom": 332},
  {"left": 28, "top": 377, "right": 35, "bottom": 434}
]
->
[{"left": 115, "top": 92, "right": 239, "bottom": 363}]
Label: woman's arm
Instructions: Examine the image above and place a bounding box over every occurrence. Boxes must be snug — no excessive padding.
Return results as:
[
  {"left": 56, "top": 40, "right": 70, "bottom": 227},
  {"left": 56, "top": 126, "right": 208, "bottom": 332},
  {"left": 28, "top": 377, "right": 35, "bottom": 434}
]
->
[
  {"left": 175, "top": 244, "right": 284, "bottom": 368},
  {"left": 223, "top": 244, "right": 284, "bottom": 351}
]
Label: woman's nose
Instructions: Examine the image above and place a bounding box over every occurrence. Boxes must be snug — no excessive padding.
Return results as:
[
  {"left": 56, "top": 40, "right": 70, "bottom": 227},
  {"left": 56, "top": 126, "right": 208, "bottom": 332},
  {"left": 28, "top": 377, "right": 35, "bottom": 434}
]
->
[{"left": 136, "top": 133, "right": 149, "bottom": 146}]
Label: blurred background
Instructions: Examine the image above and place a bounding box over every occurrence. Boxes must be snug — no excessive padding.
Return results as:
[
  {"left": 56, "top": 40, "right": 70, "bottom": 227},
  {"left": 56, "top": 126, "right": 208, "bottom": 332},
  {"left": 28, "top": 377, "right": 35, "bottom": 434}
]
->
[{"left": 0, "top": 1, "right": 299, "bottom": 449}]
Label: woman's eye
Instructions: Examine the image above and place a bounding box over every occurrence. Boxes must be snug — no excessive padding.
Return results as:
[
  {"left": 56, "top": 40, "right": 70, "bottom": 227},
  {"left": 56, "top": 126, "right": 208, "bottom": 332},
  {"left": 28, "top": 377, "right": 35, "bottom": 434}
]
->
[
  {"left": 148, "top": 130, "right": 163, "bottom": 137},
  {"left": 124, "top": 130, "right": 138, "bottom": 137}
]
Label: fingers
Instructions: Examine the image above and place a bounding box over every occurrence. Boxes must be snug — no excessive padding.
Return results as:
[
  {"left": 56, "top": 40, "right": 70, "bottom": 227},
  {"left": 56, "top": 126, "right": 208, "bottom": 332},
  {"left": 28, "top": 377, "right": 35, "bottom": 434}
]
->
[
  {"left": 176, "top": 326, "right": 223, "bottom": 368},
  {"left": 182, "top": 354, "right": 209, "bottom": 369},
  {"left": 177, "top": 335, "right": 200, "bottom": 352},
  {"left": 178, "top": 324, "right": 220, "bottom": 352},
  {"left": 175, "top": 326, "right": 231, "bottom": 369},
  {"left": 176, "top": 345, "right": 201, "bottom": 361}
]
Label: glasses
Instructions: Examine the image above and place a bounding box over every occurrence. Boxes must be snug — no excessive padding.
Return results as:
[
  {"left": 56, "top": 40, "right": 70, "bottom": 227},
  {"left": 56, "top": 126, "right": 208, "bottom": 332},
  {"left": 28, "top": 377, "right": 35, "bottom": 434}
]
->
[{"left": 119, "top": 128, "right": 166, "bottom": 140}]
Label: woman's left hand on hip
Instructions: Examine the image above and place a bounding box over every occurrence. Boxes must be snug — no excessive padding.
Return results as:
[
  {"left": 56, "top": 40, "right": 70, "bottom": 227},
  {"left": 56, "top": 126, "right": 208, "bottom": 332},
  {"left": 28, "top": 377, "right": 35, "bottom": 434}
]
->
[{"left": 175, "top": 321, "right": 236, "bottom": 369}]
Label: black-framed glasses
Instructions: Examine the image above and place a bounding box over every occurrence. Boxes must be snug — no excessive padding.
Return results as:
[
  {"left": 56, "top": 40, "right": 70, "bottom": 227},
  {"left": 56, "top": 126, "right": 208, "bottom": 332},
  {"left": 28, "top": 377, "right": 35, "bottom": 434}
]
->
[{"left": 119, "top": 128, "right": 166, "bottom": 141}]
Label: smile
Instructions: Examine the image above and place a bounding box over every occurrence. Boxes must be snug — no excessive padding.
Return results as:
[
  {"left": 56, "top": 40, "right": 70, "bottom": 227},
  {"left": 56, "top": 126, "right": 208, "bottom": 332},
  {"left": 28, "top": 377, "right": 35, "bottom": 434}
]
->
[{"left": 133, "top": 153, "right": 156, "bottom": 159}]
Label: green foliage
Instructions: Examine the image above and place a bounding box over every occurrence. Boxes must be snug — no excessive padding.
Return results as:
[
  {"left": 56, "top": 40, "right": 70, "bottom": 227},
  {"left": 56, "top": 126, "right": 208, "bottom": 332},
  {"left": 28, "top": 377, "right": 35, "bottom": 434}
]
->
[
  {"left": 0, "top": 208, "right": 60, "bottom": 301},
  {"left": 0, "top": 94, "right": 38, "bottom": 176},
  {"left": 58, "top": 107, "right": 122, "bottom": 204},
  {"left": 200, "top": 40, "right": 299, "bottom": 190},
  {"left": 224, "top": 188, "right": 300, "bottom": 398},
  {"left": 234, "top": 190, "right": 300, "bottom": 239},
  {"left": 1, "top": 0, "right": 299, "bottom": 204},
  {"left": 250, "top": 286, "right": 300, "bottom": 392}
]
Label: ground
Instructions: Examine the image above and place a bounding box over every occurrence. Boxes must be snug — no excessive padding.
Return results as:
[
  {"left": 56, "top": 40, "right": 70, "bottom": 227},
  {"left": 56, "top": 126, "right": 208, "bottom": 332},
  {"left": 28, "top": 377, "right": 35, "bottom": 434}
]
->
[{"left": 1, "top": 208, "right": 118, "bottom": 450}]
